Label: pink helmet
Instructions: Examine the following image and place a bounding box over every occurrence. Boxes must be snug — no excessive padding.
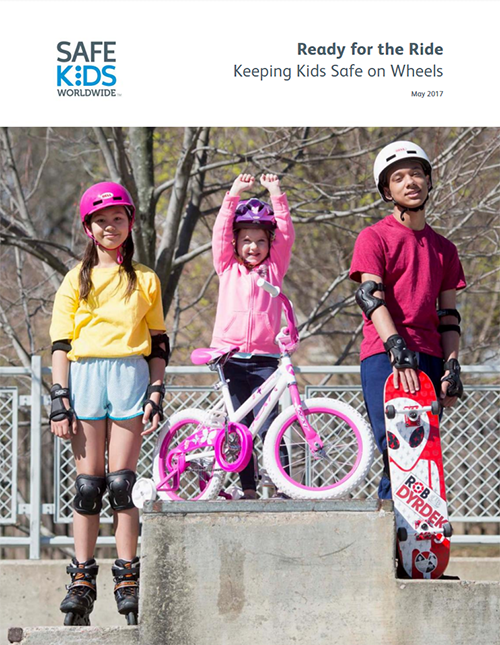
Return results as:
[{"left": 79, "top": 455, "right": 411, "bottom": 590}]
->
[
  {"left": 80, "top": 181, "right": 135, "bottom": 227},
  {"left": 79, "top": 182, "right": 135, "bottom": 264},
  {"left": 234, "top": 198, "right": 276, "bottom": 231}
]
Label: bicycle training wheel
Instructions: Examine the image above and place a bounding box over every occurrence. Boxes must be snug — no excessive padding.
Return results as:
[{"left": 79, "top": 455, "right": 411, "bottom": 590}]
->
[
  {"left": 153, "top": 408, "right": 226, "bottom": 501},
  {"left": 262, "top": 398, "right": 374, "bottom": 500}
]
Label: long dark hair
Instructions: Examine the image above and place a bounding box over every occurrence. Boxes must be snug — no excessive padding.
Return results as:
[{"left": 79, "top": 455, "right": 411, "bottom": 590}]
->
[{"left": 79, "top": 234, "right": 137, "bottom": 302}]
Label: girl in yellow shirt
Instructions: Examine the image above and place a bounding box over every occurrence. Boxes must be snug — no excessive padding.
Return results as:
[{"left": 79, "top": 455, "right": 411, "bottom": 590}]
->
[{"left": 49, "top": 181, "right": 169, "bottom": 626}]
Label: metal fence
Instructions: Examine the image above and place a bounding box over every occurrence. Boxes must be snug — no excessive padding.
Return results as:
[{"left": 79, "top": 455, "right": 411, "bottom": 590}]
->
[{"left": 0, "top": 358, "right": 499, "bottom": 558}]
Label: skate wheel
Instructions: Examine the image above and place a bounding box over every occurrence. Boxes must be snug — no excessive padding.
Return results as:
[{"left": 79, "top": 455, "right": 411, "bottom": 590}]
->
[
  {"left": 385, "top": 405, "right": 396, "bottom": 420},
  {"left": 397, "top": 527, "right": 408, "bottom": 542},
  {"left": 63, "top": 612, "right": 74, "bottom": 626},
  {"left": 443, "top": 521, "right": 453, "bottom": 538},
  {"left": 431, "top": 400, "right": 440, "bottom": 416},
  {"left": 126, "top": 612, "right": 138, "bottom": 625},
  {"left": 64, "top": 612, "right": 90, "bottom": 626},
  {"left": 132, "top": 478, "right": 157, "bottom": 509}
]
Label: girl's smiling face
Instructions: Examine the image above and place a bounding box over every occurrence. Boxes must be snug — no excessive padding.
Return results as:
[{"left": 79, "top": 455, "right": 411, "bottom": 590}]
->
[
  {"left": 235, "top": 227, "right": 270, "bottom": 266},
  {"left": 88, "top": 205, "right": 130, "bottom": 249}
]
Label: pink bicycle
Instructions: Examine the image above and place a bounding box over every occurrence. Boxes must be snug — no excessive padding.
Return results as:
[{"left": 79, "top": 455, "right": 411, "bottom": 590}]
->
[{"left": 133, "top": 279, "right": 373, "bottom": 505}]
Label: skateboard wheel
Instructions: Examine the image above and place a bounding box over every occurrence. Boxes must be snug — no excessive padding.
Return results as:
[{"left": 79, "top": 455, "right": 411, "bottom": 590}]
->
[
  {"left": 397, "top": 527, "right": 408, "bottom": 542},
  {"left": 443, "top": 522, "right": 453, "bottom": 538},
  {"left": 431, "top": 400, "right": 440, "bottom": 416},
  {"left": 386, "top": 405, "right": 396, "bottom": 419}
]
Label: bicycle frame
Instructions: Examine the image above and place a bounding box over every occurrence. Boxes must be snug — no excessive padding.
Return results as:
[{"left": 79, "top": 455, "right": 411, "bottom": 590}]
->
[
  {"left": 216, "top": 354, "right": 323, "bottom": 454},
  {"left": 156, "top": 283, "right": 325, "bottom": 492}
]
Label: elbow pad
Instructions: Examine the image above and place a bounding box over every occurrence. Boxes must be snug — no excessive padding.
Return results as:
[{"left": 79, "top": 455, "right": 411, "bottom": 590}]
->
[
  {"left": 437, "top": 309, "right": 461, "bottom": 335},
  {"left": 355, "top": 281, "right": 387, "bottom": 319},
  {"left": 437, "top": 308, "right": 461, "bottom": 323},
  {"left": 51, "top": 339, "right": 72, "bottom": 354},
  {"left": 146, "top": 333, "right": 170, "bottom": 364}
]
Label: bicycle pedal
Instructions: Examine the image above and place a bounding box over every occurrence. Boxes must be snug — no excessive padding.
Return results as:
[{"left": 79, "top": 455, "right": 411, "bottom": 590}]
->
[{"left": 259, "top": 469, "right": 274, "bottom": 487}]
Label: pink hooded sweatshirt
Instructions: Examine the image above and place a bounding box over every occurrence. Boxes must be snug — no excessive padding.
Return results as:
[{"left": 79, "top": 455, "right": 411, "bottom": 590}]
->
[{"left": 211, "top": 192, "right": 295, "bottom": 355}]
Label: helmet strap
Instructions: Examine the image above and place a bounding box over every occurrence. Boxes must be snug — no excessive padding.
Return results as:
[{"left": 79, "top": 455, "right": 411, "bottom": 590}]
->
[
  {"left": 393, "top": 194, "right": 429, "bottom": 222},
  {"left": 86, "top": 229, "right": 125, "bottom": 264}
]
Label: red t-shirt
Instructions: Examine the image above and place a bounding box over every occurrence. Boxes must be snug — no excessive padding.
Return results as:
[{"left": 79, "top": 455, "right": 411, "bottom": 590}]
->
[{"left": 350, "top": 215, "right": 466, "bottom": 361}]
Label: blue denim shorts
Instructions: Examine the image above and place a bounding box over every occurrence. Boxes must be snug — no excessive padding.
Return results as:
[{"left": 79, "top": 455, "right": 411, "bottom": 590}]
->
[{"left": 69, "top": 356, "right": 149, "bottom": 421}]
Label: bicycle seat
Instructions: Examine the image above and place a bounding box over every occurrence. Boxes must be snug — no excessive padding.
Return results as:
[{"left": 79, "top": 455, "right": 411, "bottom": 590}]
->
[{"left": 190, "top": 346, "right": 240, "bottom": 366}]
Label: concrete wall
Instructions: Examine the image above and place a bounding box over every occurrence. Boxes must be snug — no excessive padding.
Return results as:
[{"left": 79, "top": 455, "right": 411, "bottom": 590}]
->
[
  {"left": 139, "top": 500, "right": 500, "bottom": 645},
  {"left": 2, "top": 501, "right": 499, "bottom": 645},
  {"left": 0, "top": 559, "right": 122, "bottom": 645}
]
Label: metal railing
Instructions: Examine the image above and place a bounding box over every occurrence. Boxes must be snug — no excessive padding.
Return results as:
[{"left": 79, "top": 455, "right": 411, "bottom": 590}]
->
[{"left": 0, "top": 358, "right": 498, "bottom": 558}]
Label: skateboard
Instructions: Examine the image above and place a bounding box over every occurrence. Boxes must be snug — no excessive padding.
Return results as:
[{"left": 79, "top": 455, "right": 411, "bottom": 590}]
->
[{"left": 384, "top": 369, "right": 452, "bottom": 579}]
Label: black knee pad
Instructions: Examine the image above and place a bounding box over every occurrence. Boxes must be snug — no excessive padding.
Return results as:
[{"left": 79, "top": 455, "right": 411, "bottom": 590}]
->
[
  {"left": 73, "top": 474, "right": 107, "bottom": 515},
  {"left": 106, "top": 469, "right": 136, "bottom": 511}
]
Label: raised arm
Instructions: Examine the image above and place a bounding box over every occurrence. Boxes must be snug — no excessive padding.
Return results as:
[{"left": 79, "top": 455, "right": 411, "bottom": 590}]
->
[
  {"left": 212, "top": 174, "right": 255, "bottom": 273},
  {"left": 262, "top": 174, "right": 295, "bottom": 273}
]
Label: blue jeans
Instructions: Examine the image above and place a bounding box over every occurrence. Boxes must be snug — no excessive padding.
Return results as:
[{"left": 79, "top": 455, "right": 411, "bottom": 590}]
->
[
  {"left": 224, "top": 357, "right": 280, "bottom": 491},
  {"left": 360, "top": 352, "right": 444, "bottom": 499}
]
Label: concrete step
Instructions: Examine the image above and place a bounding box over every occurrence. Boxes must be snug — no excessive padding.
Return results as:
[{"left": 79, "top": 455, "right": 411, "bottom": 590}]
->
[
  {"left": 3, "top": 502, "right": 499, "bottom": 645},
  {"left": 7, "top": 626, "right": 138, "bottom": 645},
  {"left": 0, "top": 558, "right": 126, "bottom": 645},
  {"left": 140, "top": 499, "right": 500, "bottom": 645}
]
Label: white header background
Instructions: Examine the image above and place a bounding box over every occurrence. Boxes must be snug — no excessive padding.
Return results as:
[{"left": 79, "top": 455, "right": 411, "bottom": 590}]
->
[{"left": 0, "top": 0, "right": 497, "bottom": 126}]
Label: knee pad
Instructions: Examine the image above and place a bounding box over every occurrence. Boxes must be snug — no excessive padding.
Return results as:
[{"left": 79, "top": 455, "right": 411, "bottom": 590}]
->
[
  {"left": 73, "top": 474, "right": 106, "bottom": 516},
  {"left": 106, "top": 469, "right": 137, "bottom": 511}
]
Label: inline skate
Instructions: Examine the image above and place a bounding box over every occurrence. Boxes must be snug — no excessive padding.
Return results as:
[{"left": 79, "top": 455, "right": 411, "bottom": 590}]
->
[
  {"left": 112, "top": 557, "right": 140, "bottom": 625},
  {"left": 60, "top": 558, "right": 98, "bottom": 626}
]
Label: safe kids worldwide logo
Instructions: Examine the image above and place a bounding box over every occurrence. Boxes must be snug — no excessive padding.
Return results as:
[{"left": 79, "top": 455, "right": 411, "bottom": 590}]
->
[{"left": 56, "top": 41, "right": 118, "bottom": 97}]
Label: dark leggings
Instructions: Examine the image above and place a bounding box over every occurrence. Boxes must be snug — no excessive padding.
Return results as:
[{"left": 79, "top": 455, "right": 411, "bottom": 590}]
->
[
  {"left": 360, "top": 352, "right": 444, "bottom": 499},
  {"left": 224, "top": 357, "right": 280, "bottom": 491}
]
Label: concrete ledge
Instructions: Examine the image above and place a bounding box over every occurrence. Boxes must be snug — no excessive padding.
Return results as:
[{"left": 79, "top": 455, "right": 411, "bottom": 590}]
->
[
  {"left": 140, "top": 502, "right": 397, "bottom": 645},
  {"left": 447, "top": 557, "right": 500, "bottom": 582},
  {"left": 140, "top": 501, "right": 500, "bottom": 645},
  {"left": 7, "top": 626, "right": 138, "bottom": 645},
  {"left": 146, "top": 498, "right": 390, "bottom": 514}
]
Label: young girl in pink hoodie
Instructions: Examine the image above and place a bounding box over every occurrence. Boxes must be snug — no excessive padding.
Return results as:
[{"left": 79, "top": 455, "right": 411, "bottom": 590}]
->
[{"left": 211, "top": 173, "right": 295, "bottom": 499}]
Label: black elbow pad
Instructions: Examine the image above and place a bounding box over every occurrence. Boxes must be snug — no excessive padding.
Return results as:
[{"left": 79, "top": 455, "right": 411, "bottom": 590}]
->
[
  {"left": 146, "top": 333, "right": 170, "bottom": 364},
  {"left": 355, "top": 281, "right": 387, "bottom": 319},
  {"left": 51, "top": 339, "right": 72, "bottom": 354}
]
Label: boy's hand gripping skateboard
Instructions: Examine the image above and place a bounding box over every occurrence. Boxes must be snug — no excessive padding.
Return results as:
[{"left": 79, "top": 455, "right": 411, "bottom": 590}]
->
[{"left": 384, "top": 369, "right": 452, "bottom": 579}]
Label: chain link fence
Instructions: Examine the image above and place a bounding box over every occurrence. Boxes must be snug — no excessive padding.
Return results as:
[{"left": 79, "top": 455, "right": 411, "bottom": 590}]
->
[{"left": 0, "top": 360, "right": 499, "bottom": 556}]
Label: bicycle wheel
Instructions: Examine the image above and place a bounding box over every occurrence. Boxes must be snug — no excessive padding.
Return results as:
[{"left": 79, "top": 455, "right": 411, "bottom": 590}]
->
[
  {"left": 262, "top": 398, "right": 374, "bottom": 500},
  {"left": 153, "top": 408, "right": 226, "bottom": 501}
]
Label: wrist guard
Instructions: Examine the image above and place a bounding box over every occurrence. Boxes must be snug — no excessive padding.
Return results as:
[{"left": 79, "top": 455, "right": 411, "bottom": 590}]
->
[
  {"left": 355, "top": 281, "right": 387, "bottom": 319},
  {"left": 50, "top": 384, "right": 75, "bottom": 423},
  {"left": 146, "top": 333, "right": 170, "bottom": 364},
  {"left": 441, "top": 358, "right": 464, "bottom": 398},
  {"left": 143, "top": 384, "right": 165, "bottom": 422},
  {"left": 383, "top": 334, "right": 418, "bottom": 370}
]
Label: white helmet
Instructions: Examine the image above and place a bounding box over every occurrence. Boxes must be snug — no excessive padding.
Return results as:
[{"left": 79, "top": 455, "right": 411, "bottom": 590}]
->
[{"left": 374, "top": 141, "right": 433, "bottom": 202}]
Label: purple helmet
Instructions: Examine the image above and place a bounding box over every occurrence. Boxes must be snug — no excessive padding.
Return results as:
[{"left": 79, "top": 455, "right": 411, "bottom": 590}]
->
[
  {"left": 234, "top": 198, "right": 276, "bottom": 231},
  {"left": 79, "top": 181, "right": 136, "bottom": 228}
]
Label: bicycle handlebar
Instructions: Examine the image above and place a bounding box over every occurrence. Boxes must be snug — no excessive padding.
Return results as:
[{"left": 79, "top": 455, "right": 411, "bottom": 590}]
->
[
  {"left": 256, "top": 278, "right": 299, "bottom": 346},
  {"left": 256, "top": 278, "right": 280, "bottom": 298}
]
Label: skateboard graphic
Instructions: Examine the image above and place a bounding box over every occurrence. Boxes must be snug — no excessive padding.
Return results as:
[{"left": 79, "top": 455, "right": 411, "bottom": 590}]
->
[{"left": 384, "top": 369, "right": 452, "bottom": 579}]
